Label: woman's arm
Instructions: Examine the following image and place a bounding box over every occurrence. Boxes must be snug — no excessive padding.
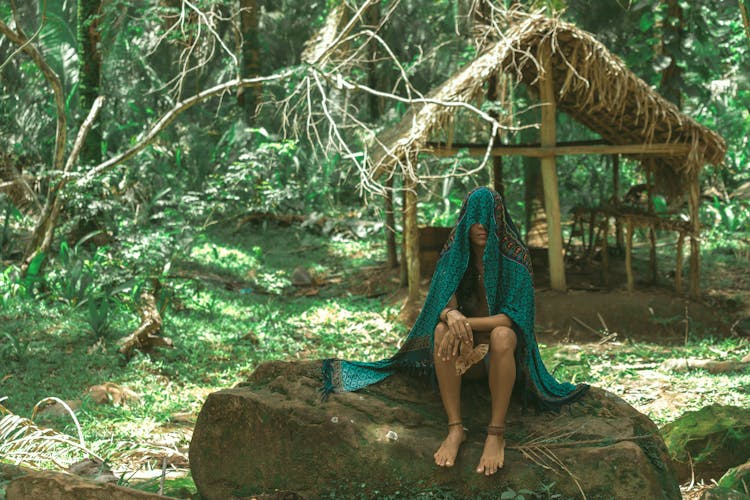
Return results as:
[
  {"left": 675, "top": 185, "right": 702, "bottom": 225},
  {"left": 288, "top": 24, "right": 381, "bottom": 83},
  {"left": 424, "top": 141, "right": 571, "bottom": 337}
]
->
[{"left": 466, "top": 313, "right": 513, "bottom": 332}]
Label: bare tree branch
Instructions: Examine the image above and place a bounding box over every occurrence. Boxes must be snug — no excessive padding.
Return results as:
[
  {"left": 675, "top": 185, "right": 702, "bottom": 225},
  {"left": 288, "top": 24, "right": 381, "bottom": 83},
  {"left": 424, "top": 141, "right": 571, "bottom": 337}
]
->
[{"left": 79, "top": 72, "right": 294, "bottom": 186}]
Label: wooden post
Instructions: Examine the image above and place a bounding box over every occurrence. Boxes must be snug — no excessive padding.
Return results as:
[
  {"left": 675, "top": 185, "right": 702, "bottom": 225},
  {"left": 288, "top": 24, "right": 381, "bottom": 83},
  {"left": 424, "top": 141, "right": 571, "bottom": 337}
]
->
[
  {"left": 645, "top": 163, "right": 657, "bottom": 283},
  {"left": 400, "top": 187, "right": 407, "bottom": 286},
  {"left": 601, "top": 217, "right": 609, "bottom": 287},
  {"left": 539, "top": 42, "right": 566, "bottom": 291},
  {"left": 403, "top": 173, "right": 421, "bottom": 303},
  {"left": 385, "top": 175, "right": 398, "bottom": 268},
  {"left": 675, "top": 231, "right": 685, "bottom": 294},
  {"left": 612, "top": 154, "right": 623, "bottom": 251},
  {"left": 688, "top": 174, "right": 701, "bottom": 298},
  {"left": 649, "top": 224, "right": 658, "bottom": 283},
  {"left": 626, "top": 218, "right": 634, "bottom": 292},
  {"left": 493, "top": 156, "right": 504, "bottom": 197}
]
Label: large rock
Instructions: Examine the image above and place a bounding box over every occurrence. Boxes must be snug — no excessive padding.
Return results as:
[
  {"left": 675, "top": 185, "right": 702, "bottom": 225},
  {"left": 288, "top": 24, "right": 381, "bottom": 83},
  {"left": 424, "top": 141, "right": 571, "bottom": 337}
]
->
[
  {"left": 0, "top": 464, "right": 169, "bottom": 500},
  {"left": 661, "top": 405, "right": 750, "bottom": 481},
  {"left": 190, "top": 360, "right": 680, "bottom": 499}
]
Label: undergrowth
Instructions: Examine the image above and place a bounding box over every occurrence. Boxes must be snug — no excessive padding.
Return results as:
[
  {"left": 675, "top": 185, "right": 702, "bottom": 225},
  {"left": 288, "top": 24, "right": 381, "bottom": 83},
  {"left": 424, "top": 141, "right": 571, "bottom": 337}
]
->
[{"left": 1, "top": 223, "right": 749, "bottom": 497}]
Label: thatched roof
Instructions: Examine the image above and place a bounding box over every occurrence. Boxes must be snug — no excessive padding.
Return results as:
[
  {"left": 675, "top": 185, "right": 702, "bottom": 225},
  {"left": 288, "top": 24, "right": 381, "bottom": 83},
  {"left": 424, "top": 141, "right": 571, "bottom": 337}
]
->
[{"left": 370, "top": 15, "right": 726, "bottom": 193}]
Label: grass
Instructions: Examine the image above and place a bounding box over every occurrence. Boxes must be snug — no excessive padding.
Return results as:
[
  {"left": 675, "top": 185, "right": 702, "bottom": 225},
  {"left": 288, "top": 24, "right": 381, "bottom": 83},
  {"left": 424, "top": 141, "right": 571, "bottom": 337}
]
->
[{"left": 1, "top": 222, "right": 749, "bottom": 497}]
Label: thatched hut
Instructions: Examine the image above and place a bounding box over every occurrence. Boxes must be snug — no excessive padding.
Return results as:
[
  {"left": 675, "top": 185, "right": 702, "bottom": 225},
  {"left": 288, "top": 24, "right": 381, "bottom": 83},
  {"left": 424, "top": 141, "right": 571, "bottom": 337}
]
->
[{"left": 370, "top": 15, "right": 726, "bottom": 300}]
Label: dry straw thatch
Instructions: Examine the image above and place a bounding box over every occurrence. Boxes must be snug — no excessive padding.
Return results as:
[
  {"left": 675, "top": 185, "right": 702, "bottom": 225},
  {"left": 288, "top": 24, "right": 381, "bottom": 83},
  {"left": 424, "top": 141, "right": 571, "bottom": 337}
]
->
[{"left": 370, "top": 14, "right": 726, "bottom": 195}]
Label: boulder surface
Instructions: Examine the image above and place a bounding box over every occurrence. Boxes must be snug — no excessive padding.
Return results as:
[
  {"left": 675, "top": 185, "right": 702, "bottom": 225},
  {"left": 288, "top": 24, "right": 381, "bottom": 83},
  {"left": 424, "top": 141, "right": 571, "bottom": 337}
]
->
[
  {"left": 0, "top": 464, "right": 169, "bottom": 500},
  {"left": 661, "top": 405, "right": 750, "bottom": 481},
  {"left": 190, "top": 360, "right": 680, "bottom": 499}
]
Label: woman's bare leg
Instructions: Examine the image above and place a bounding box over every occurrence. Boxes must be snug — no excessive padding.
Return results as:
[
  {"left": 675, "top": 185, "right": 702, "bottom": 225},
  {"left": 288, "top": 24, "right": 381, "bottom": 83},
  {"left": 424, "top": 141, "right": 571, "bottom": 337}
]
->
[
  {"left": 433, "top": 322, "right": 465, "bottom": 467},
  {"left": 477, "top": 326, "right": 516, "bottom": 475}
]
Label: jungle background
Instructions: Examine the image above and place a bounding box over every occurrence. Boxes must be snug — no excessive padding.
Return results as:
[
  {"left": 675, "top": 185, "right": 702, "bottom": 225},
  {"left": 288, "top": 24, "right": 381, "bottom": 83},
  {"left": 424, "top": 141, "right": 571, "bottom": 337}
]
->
[{"left": 0, "top": 0, "right": 749, "bottom": 498}]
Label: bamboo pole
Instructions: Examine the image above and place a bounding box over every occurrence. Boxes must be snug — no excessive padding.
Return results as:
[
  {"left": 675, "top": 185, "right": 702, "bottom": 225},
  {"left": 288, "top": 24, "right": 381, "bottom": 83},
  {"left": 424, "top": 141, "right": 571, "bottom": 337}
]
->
[
  {"left": 426, "top": 142, "right": 693, "bottom": 158},
  {"left": 626, "top": 218, "right": 634, "bottom": 292},
  {"left": 688, "top": 175, "right": 701, "bottom": 298},
  {"left": 400, "top": 187, "right": 407, "bottom": 286},
  {"left": 403, "top": 173, "right": 421, "bottom": 303},
  {"left": 601, "top": 217, "right": 609, "bottom": 287},
  {"left": 675, "top": 232, "right": 685, "bottom": 294},
  {"left": 385, "top": 175, "right": 398, "bottom": 268},
  {"left": 645, "top": 163, "right": 657, "bottom": 283},
  {"left": 649, "top": 225, "right": 658, "bottom": 283},
  {"left": 612, "top": 154, "right": 624, "bottom": 250},
  {"left": 539, "top": 42, "right": 566, "bottom": 291}
]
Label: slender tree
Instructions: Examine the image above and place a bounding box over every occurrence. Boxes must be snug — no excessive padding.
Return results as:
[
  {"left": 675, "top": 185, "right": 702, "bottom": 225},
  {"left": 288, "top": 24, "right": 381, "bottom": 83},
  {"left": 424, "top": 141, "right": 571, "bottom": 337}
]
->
[
  {"left": 77, "top": 0, "right": 103, "bottom": 165},
  {"left": 658, "top": 0, "right": 684, "bottom": 108},
  {"left": 238, "top": 0, "right": 260, "bottom": 121}
]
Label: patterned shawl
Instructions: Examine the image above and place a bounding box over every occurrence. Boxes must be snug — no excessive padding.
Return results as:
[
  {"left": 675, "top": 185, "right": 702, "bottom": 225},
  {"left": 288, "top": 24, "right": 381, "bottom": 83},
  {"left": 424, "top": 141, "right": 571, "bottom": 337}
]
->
[{"left": 322, "top": 187, "right": 588, "bottom": 410}]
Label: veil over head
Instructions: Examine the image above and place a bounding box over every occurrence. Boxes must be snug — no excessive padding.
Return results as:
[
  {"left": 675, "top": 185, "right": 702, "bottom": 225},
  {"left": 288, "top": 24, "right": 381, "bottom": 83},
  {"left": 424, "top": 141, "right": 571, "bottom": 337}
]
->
[{"left": 322, "top": 187, "right": 587, "bottom": 410}]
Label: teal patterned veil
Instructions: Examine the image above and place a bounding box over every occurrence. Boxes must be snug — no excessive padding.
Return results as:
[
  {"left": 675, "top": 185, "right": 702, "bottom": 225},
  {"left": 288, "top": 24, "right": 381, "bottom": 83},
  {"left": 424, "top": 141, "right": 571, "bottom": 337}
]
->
[{"left": 322, "top": 187, "right": 588, "bottom": 410}]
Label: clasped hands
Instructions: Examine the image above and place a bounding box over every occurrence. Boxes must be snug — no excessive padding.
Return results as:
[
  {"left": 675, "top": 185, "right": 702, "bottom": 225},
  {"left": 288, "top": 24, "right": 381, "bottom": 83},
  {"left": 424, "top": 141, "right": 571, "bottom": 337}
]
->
[
  {"left": 438, "top": 310, "right": 490, "bottom": 375},
  {"left": 438, "top": 309, "right": 473, "bottom": 361}
]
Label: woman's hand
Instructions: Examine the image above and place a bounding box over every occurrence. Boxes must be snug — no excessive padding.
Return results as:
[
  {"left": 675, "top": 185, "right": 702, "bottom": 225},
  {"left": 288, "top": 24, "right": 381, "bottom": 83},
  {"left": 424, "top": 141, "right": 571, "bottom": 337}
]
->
[{"left": 445, "top": 309, "right": 473, "bottom": 354}]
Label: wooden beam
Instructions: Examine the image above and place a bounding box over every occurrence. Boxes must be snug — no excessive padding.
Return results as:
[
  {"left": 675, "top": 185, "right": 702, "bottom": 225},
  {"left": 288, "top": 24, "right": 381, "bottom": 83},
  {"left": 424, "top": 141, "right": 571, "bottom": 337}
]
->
[
  {"left": 425, "top": 142, "right": 693, "bottom": 158},
  {"left": 539, "top": 42, "right": 566, "bottom": 291},
  {"left": 403, "top": 173, "right": 421, "bottom": 303},
  {"left": 688, "top": 175, "right": 701, "bottom": 298}
]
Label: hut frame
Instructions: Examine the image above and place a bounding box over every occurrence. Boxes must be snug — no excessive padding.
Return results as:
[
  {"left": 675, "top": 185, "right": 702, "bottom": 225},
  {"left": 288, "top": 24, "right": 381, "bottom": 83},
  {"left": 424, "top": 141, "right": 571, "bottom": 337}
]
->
[{"left": 370, "top": 16, "right": 726, "bottom": 301}]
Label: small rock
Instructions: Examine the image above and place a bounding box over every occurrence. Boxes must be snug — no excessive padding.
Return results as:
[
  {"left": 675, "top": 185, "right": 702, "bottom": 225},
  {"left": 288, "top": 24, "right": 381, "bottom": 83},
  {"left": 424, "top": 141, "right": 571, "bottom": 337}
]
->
[
  {"left": 290, "top": 267, "right": 313, "bottom": 286},
  {"left": 67, "top": 458, "right": 117, "bottom": 484},
  {"left": 87, "top": 383, "right": 140, "bottom": 406},
  {"left": 717, "top": 459, "right": 750, "bottom": 495}
]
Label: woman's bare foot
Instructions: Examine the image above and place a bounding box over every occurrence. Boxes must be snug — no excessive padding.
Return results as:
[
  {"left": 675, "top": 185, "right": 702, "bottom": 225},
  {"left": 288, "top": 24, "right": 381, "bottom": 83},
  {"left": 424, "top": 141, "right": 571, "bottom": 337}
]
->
[
  {"left": 476, "top": 434, "right": 505, "bottom": 475},
  {"left": 434, "top": 425, "right": 466, "bottom": 467}
]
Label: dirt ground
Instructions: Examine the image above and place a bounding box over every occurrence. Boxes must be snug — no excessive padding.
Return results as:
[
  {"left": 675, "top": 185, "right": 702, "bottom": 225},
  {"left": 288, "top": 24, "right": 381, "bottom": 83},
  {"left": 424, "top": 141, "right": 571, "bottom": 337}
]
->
[{"left": 356, "top": 253, "right": 746, "bottom": 341}]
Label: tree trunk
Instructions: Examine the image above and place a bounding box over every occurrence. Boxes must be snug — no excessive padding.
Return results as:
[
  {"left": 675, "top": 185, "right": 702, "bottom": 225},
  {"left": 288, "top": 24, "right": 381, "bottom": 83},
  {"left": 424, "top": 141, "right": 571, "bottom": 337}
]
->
[
  {"left": 659, "top": 0, "right": 684, "bottom": 108},
  {"left": 238, "top": 0, "right": 260, "bottom": 120},
  {"left": 78, "top": 0, "right": 103, "bottom": 166}
]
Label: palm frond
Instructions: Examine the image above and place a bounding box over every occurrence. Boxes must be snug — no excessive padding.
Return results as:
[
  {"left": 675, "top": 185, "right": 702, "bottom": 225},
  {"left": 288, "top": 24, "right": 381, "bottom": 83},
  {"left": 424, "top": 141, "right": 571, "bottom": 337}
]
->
[{"left": 0, "top": 399, "right": 103, "bottom": 469}]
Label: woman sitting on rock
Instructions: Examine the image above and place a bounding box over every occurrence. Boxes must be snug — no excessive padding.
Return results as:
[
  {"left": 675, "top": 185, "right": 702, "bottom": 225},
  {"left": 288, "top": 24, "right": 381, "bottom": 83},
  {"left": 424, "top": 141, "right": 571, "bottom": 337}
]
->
[{"left": 323, "top": 187, "right": 587, "bottom": 475}]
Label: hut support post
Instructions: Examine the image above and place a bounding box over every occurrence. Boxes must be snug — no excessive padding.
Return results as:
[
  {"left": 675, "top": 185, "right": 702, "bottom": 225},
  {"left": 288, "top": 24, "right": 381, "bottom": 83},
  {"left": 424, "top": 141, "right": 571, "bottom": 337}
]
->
[
  {"left": 626, "top": 218, "right": 634, "bottom": 292},
  {"left": 688, "top": 175, "right": 701, "bottom": 298},
  {"left": 539, "top": 43, "right": 566, "bottom": 291},
  {"left": 675, "top": 232, "right": 685, "bottom": 294},
  {"left": 400, "top": 187, "right": 407, "bottom": 286},
  {"left": 646, "top": 165, "right": 657, "bottom": 283},
  {"left": 601, "top": 216, "right": 609, "bottom": 287},
  {"left": 404, "top": 174, "right": 421, "bottom": 303},
  {"left": 612, "top": 154, "right": 623, "bottom": 250},
  {"left": 385, "top": 175, "right": 398, "bottom": 268}
]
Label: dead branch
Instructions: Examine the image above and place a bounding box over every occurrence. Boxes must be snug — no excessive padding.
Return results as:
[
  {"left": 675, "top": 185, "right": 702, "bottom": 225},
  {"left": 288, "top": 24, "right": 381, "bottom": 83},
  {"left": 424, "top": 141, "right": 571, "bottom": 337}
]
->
[
  {"left": 660, "top": 358, "right": 750, "bottom": 374},
  {"left": 118, "top": 292, "right": 173, "bottom": 359},
  {"left": 79, "top": 72, "right": 292, "bottom": 186}
]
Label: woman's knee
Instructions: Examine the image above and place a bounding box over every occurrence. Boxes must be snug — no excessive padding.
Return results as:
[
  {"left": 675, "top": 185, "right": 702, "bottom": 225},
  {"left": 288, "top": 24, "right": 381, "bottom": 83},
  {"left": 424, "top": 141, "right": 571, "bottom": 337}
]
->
[{"left": 490, "top": 326, "right": 516, "bottom": 353}]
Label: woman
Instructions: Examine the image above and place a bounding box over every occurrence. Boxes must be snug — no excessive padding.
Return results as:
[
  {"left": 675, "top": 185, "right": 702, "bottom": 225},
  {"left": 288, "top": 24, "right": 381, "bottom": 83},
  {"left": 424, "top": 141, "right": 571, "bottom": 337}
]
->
[{"left": 322, "top": 187, "right": 587, "bottom": 475}]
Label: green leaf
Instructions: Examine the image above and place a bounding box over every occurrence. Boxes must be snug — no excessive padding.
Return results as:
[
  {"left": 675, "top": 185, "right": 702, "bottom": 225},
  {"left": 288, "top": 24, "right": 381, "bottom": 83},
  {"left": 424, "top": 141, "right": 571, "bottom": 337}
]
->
[
  {"left": 26, "top": 253, "right": 46, "bottom": 278},
  {"left": 639, "top": 12, "right": 654, "bottom": 32}
]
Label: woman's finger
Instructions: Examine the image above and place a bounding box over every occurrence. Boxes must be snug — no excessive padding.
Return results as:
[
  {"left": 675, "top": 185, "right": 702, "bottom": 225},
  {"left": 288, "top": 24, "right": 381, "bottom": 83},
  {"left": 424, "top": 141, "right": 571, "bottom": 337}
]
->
[{"left": 465, "top": 322, "right": 473, "bottom": 345}]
